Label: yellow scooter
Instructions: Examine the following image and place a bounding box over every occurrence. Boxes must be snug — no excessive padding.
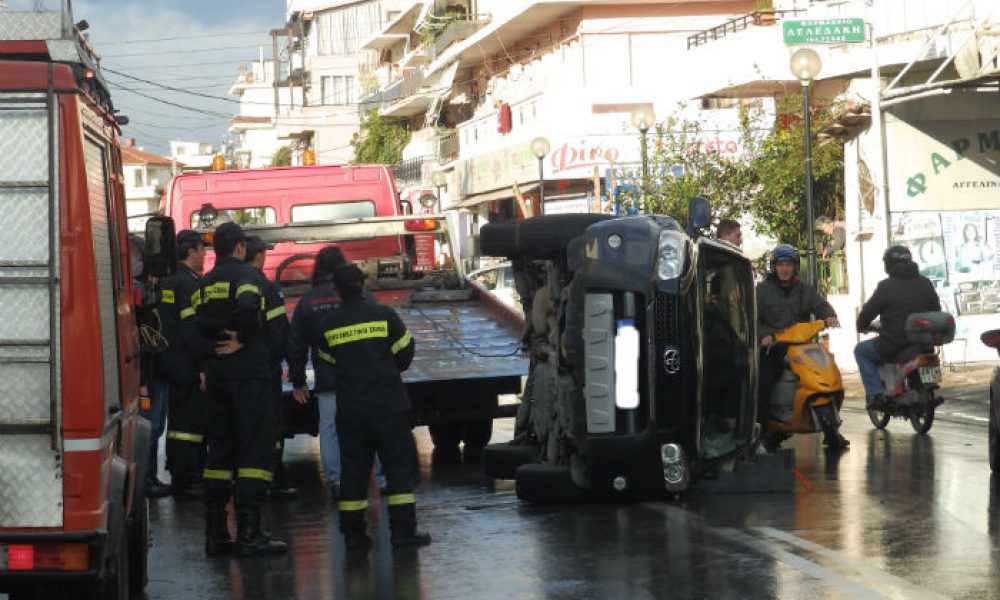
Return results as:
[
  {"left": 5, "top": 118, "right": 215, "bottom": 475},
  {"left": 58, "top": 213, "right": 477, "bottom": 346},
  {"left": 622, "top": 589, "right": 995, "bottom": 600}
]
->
[{"left": 762, "top": 321, "right": 848, "bottom": 451}]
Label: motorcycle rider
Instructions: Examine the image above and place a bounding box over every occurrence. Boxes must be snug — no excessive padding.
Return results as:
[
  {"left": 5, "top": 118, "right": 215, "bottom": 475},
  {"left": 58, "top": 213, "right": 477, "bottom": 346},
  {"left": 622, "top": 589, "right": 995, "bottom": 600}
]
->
[
  {"left": 854, "top": 245, "right": 940, "bottom": 409},
  {"left": 757, "top": 244, "right": 845, "bottom": 447}
]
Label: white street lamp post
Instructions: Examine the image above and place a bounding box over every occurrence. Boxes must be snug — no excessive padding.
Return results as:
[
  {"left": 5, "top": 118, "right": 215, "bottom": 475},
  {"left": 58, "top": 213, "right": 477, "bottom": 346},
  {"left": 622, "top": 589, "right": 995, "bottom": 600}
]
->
[
  {"left": 790, "top": 48, "right": 822, "bottom": 291},
  {"left": 530, "top": 136, "right": 551, "bottom": 207},
  {"left": 630, "top": 105, "right": 656, "bottom": 210}
]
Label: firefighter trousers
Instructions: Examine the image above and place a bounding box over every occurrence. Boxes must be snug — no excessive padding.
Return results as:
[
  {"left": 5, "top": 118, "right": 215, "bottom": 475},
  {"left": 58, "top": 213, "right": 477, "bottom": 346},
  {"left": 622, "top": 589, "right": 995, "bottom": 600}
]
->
[
  {"left": 337, "top": 409, "right": 418, "bottom": 537},
  {"left": 202, "top": 376, "right": 276, "bottom": 509},
  {"left": 166, "top": 381, "right": 207, "bottom": 488}
]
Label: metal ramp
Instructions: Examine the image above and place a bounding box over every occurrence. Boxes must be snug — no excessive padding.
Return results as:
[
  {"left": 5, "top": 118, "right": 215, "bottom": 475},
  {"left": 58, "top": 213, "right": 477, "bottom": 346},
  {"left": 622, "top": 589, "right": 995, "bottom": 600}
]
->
[
  {"left": 0, "top": 77, "right": 64, "bottom": 527},
  {"left": 882, "top": 0, "right": 1000, "bottom": 105}
]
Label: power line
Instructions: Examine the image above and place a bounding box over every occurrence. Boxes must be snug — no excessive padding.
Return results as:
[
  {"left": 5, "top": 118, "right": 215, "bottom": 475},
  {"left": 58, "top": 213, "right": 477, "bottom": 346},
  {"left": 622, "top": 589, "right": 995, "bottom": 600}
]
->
[
  {"left": 99, "top": 30, "right": 269, "bottom": 45},
  {"left": 106, "top": 69, "right": 242, "bottom": 104},
  {"left": 108, "top": 82, "right": 232, "bottom": 118},
  {"left": 102, "top": 43, "right": 271, "bottom": 58}
]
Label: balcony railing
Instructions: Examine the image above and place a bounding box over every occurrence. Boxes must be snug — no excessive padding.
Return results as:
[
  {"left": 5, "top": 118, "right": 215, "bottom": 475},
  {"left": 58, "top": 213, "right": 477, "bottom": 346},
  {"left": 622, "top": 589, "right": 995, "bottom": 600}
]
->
[
  {"left": 391, "top": 156, "right": 430, "bottom": 187},
  {"left": 687, "top": 9, "right": 804, "bottom": 50},
  {"left": 431, "top": 19, "right": 488, "bottom": 60},
  {"left": 358, "top": 70, "right": 426, "bottom": 113}
]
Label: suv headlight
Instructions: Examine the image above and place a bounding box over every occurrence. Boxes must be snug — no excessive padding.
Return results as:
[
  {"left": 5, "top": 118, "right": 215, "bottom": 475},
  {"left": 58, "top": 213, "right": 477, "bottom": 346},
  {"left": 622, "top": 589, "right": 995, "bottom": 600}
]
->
[{"left": 656, "top": 231, "right": 685, "bottom": 280}]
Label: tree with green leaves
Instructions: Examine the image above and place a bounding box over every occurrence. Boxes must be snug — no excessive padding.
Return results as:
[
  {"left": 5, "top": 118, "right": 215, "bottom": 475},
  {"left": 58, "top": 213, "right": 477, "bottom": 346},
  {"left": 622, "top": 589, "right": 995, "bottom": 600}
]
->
[
  {"left": 351, "top": 110, "right": 411, "bottom": 165},
  {"left": 270, "top": 145, "right": 292, "bottom": 167},
  {"left": 744, "top": 95, "right": 845, "bottom": 250},
  {"left": 614, "top": 108, "right": 759, "bottom": 227}
]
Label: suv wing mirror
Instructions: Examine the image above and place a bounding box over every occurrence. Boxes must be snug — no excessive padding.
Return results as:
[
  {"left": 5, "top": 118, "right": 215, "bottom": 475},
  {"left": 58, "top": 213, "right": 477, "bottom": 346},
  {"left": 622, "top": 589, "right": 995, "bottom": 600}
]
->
[
  {"left": 143, "top": 216, "right": 177, "bottom": 278},
  {"left": 687, "top": 196, "right": 711, "bottom": 236}
]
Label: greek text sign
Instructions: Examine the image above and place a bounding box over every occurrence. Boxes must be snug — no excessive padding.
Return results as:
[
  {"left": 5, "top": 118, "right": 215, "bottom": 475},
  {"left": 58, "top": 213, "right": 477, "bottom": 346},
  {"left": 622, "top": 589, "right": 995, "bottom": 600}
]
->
[
  {"left": 887, "top": 113, "right": 1000, "bottom": 212},
  {"left": 783, "top": 19, "right": 866, "bottom": 45}
]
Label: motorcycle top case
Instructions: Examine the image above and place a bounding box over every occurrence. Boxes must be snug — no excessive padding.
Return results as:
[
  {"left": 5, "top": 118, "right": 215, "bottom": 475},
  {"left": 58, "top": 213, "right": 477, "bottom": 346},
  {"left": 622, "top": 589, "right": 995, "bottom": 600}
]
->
[{"left": 904, "top": 312, "right": 955, "bottom": 346}]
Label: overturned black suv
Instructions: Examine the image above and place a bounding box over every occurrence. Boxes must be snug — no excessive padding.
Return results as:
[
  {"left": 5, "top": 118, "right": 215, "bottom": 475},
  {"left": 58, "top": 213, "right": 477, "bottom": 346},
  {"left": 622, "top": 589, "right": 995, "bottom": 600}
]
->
[{"left": 481, "top": 200, "right": 782, "bottom": 503}]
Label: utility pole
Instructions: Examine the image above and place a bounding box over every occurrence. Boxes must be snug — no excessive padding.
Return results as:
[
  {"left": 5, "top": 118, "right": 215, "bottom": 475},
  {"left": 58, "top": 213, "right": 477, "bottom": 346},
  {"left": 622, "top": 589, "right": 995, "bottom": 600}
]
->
[{"left": 271, "top": 30, "right": 280, "bottom": 115}]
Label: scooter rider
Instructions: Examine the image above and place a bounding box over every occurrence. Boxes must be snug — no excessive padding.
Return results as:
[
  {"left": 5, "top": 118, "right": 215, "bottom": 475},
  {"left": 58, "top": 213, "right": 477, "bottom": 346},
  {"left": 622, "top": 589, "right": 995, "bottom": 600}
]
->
[
  {"left": 757, "top": 244, "right": 840, "bottom": 418},
  {"left": 855, "top": 245, "right": 940, "bottom": 410}
]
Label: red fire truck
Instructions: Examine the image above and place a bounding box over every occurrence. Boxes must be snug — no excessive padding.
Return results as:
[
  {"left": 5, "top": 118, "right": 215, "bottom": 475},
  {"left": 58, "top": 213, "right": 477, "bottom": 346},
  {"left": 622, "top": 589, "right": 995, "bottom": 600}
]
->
[{"left": 0, "top": 4, "right": 173, "bottom": 598}]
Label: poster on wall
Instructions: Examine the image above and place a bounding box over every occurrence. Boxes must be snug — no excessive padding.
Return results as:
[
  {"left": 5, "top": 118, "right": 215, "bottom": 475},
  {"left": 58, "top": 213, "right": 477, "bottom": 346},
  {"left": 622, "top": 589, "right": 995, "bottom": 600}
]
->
[{"left": 892, "top": 210, "right": 1000, "bottom": 316}]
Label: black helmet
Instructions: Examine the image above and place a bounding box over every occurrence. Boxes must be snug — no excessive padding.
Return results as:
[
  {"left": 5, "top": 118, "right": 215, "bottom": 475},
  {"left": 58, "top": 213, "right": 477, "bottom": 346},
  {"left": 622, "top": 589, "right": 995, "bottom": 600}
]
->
[
  {"left": 769, "top": 244, "right": 799, "bottom": 273},
  {"left": 882, "top": 245, "right": 912, "bottom": 273}
]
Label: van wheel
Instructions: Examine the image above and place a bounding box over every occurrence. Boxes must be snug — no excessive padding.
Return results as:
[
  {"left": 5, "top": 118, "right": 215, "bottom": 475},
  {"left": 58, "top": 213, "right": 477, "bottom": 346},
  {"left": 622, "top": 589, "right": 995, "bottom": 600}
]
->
[
  {"left": 128, "top": 498, "right": 149, "bottom": 595},
  {"left": 89, "top": 511, "right": 129, "bottom": 600},
  {"left": 515, "top": 463, "right": 586, "bottom": 504},
  {"left": 482, "top": 443, "right": 540, "bottom": 479},
  {"left": 480, "top": 222, "right": 519, "bottom": 258},
  {"left": 517, "top": 215, "right": 611, "bottom": 259}
]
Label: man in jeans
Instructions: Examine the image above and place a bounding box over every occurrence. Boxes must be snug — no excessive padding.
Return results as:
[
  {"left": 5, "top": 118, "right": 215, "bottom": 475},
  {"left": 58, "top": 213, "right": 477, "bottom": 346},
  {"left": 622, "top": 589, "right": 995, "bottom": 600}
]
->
[
  {"left": 855, "top": 245, "right": 940, "bottom": 408},
  {"left": 287, "top": 247, "right": 385, "bottom": 497}
]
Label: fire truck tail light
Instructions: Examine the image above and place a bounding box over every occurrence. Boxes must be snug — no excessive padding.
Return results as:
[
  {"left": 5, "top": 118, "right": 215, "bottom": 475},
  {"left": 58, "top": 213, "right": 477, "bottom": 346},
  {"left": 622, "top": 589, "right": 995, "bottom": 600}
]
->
[
  {"left": 2, "top": 543, "right": 88, "bottom": 572},
  {"left": 404, "top": 219, "right": 439, "bottom": 232},
  {"left": 7, "top": 545, "right": 33, "bottom": 570}
]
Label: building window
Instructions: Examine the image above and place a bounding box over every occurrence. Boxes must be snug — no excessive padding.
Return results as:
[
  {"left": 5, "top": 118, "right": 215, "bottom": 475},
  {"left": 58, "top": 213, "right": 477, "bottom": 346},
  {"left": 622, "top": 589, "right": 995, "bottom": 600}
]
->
[
  {"left": 315, "top": 2, "right": 384, "bottom": 56},
  {"left": 320, "top": 75, "right": 357, "bottom": 105},
  {"left": 133, "top": 169, "right": 144, "bottom": 188}
]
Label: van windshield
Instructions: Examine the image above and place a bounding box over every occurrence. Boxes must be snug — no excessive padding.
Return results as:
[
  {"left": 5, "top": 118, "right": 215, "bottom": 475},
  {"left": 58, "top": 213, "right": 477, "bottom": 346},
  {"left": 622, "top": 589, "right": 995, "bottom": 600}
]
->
[
  {"left": 190, "top": 207, "right": 276, "bottom": 228},
  {"left": 291, "top": 201, "right": 376, "bottom": 222}
]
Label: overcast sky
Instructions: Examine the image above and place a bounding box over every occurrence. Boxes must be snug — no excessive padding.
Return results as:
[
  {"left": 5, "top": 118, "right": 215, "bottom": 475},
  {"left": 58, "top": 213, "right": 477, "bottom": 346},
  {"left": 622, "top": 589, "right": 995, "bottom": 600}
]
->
[{"left": 70, "top": 0, "right": 285, "bottom": 155}]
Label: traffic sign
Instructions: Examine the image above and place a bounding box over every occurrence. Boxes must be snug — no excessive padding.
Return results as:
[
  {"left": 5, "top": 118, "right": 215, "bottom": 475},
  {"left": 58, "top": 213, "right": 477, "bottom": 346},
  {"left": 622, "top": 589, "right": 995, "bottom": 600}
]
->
[{"left": 783, "top": 18, "right": 866, "bottom": 45}]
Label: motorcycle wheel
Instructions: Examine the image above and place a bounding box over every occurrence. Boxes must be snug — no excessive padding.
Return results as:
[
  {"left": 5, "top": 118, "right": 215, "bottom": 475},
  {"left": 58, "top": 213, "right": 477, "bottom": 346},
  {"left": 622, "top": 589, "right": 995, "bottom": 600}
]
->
[
  {"left": 910, "top": 405, "right": 935, "bottom": 434},
  {"left": 868, "top": 407, "right": 890, "bottom": 430}
]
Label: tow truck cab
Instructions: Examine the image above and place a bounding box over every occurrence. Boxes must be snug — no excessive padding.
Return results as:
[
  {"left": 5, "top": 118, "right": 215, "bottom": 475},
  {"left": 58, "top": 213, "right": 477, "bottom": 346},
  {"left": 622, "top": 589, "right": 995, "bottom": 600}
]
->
[
  {"left": 166, "top": 164, "right": 406, "bottom": 285},
  {"left": 482, "top": 201, "right": 766, "bottom": 502}
]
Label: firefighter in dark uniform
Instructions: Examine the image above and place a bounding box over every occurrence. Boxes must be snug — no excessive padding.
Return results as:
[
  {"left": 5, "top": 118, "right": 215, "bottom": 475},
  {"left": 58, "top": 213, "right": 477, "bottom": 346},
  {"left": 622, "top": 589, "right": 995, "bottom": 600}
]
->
[
  {"left": 159, "top": 230, "right": 208, "bottom": 499},
  {"left": 244, "top": 236, "right": 298, "bottom": 499},
  {"left": 182, "top": 222, "right": 287, "bottom": 557},
  {"left": 317, "top": 264, "right": 430, "bottom": 551}
]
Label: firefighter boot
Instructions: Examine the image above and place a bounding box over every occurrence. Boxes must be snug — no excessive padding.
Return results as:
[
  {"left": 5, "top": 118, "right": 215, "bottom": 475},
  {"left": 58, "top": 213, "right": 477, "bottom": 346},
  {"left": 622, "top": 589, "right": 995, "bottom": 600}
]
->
[
  {"left": 388, "top": 502, "right": 431, "bottom": 549},
  {"left": 204, "top": 508, "right": 235, "bottom": 556},
  {"left": 235, "top": 507, "right": 288, "bottom": 557},
  {"left": 339, "top": 507, "right": 372, "bottom": 553}
]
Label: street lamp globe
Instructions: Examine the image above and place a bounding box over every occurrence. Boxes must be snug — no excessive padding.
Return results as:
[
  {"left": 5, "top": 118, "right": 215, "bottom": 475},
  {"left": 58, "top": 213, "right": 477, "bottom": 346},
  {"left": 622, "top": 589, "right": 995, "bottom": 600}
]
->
[
  {"left": 630, "top": 105, "right": 656, "bottom": 133},
  {"left": 789, "top": 48, "right": 822, "bottom": 83},
  {"left": 431, "top": 171, "right": 447, "bottom": 188},
  {"left": 530, "top": 136, "right": 551, "bottom": 159}
]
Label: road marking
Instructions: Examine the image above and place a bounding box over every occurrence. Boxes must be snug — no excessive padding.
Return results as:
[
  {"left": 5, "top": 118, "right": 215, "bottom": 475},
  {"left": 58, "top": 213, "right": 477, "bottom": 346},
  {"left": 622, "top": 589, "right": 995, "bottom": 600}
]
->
[
  {"left": 753, "top": 527, "right": 948, "bottom": 600},
  {"left": 949, "top": 412, "right": 990, "bottom": 423},
  {"left": 712, "top": 527, "right": 887, "bottom": 599}
]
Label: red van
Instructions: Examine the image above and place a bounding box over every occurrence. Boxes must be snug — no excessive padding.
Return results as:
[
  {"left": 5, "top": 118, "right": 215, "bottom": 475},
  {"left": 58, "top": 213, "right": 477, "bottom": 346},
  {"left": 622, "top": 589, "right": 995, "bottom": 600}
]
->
[{"left": 166, "top": 164, "right": 404, "bottom": 283}]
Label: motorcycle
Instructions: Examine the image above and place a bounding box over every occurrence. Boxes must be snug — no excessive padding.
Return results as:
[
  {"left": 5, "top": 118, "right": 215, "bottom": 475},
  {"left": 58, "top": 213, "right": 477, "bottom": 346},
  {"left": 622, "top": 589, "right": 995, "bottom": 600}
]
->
[
  {"left": 982, "top": 329, "right": 1000, "bottom": 472},
  {"left": 763, "top": 320, "right": 847, "bottom": 451},
  {"left": 865, "top": 312, "right": 954, "bottom": 434}
]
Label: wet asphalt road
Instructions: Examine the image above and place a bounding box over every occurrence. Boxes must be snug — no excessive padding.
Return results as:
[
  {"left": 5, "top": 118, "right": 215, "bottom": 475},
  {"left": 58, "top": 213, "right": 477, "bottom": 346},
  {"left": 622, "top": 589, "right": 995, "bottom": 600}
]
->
[{"left": 141, "top": 364, "right": 1000, "bottom": 600}]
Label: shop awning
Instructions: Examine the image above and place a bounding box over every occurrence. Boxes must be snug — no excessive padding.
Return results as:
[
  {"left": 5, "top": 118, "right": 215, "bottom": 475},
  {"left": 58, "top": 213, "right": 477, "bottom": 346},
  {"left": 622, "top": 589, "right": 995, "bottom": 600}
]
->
[{"left": 450, "top": 183, "right": 539, "bottom": 210}]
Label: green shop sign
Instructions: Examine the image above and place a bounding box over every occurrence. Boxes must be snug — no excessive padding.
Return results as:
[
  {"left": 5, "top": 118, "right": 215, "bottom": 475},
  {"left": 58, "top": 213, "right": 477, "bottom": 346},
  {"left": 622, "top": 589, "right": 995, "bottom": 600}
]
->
[{"left": 783, "top": 18, "right": 866, "bottom": 45}]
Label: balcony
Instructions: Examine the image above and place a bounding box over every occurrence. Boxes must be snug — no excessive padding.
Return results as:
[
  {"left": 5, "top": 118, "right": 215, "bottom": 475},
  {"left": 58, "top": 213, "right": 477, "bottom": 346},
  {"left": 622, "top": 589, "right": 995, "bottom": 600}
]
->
[
  {"left": 358, "top": 70, "right": 425, "bottom": 113},
  {"left": 430, "top": 19, "right": 488, "bottom": 60},
  {"left": 687, "top": 9, "right": 803, "bottom": 50}
]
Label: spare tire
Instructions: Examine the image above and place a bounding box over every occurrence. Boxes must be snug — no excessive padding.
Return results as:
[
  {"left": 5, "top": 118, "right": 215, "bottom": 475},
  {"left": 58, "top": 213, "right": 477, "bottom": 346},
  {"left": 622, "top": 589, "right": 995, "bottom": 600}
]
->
[
  {"left": 515, "top": 463, "right": 587, "bottom": 505},
  {"left": 480, "top": 222, "right": 519, "bottom": 258},
  {"left": 518, "top": 214, "right": 612, "bottom": 259},
  {"left": 482, "top": 443, "right": 540, "bottom": 480}
]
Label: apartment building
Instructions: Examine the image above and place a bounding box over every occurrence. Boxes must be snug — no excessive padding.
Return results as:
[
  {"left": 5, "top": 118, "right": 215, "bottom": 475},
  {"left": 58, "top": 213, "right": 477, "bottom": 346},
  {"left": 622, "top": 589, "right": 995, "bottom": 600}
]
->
[
  {"left": 276, "top": 0, "right": 400, "bottom": 165},
  {"left": 229, "top": 55, "right": 302, "bottom": 169},
  {"left": 359, "top": 0, "right": 765, "bottom": 223},
  {"left": 121, "top": 142, "right": 176, "bottom": 232}
]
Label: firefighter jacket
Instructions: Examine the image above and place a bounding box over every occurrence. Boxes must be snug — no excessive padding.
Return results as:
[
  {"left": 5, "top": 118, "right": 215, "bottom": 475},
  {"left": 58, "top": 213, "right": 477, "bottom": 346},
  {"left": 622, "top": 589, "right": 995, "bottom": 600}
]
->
[
  {"left": 158, "top": 263, "right": 201, "bottom": 383},
  {"left": 316, "top": 296, "right": 415, "bottom": 418},
  {"left": 259, "top": 274, "right": 289, "bottom": 368},
  {"left": 287, "top": 282, "right": 340, "bottom": 393},
  {"left": 182, "top": 256, "right": 269, "bottom": 380}
]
